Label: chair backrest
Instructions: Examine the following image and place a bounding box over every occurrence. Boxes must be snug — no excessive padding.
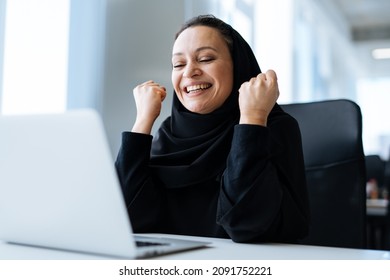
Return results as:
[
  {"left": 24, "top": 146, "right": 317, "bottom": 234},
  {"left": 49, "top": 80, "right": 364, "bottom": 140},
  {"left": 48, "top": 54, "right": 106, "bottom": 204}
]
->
[
  {"left": 365, "top": 155, "right": 385, "bottom": 188},
  {"left": 385, "top": 158, "right": 390, "bottom": 191},
  {"left": 281, "top": 99, "right": 367, "bottom": 249}
]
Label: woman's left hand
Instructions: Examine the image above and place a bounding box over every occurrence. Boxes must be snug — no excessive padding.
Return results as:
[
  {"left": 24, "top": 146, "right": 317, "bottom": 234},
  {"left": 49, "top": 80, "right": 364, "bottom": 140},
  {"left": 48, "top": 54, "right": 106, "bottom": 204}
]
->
[{"left": 238, "top": 69, "right": 280, "bottom": 126}]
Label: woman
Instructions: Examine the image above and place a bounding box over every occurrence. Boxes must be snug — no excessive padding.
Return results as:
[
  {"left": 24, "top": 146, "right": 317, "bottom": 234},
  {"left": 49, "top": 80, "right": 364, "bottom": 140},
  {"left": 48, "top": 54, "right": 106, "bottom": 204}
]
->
[{"left": 115, "top": 15, "right": 310, "bottom": 243}]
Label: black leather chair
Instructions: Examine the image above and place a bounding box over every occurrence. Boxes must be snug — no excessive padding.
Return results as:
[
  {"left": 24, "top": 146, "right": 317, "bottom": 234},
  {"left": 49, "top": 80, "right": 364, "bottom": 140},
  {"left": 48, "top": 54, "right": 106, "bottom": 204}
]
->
[
  {"left": 365, "top": 155, "right": 385, "bottom": 189},
  {"left": 365, "top": 154, "right": 388, "bottom": 249},
  {"left": 281, "top": 99, "right": 366, "bottom": 249},
  {"left": 385, "top": 156, "right": 390, "bottom": 191}
]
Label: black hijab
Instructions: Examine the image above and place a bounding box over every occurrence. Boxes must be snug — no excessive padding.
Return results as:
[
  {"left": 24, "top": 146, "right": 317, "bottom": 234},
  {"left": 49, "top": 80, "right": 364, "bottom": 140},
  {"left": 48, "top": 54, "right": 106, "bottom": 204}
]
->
[{"left": 150, "top": 17, "right": 280, "bottom": 188}]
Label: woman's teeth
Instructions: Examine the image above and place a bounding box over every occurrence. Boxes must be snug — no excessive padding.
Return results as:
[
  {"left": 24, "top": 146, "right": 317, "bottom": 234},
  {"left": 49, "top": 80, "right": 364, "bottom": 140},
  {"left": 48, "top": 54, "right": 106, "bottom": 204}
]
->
[{"left": 186, "top": 84, "right": 211, "bottom": 93}]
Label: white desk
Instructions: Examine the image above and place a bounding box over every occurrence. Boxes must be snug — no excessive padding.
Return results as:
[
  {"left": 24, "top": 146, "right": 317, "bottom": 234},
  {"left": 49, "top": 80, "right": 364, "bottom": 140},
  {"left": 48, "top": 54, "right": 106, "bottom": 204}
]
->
[
  {"left": 367, "top": 199, "right": 389, "bottom": 216},
  {"left": 1, "top": 233, "right": 389, "bottom": 260}
]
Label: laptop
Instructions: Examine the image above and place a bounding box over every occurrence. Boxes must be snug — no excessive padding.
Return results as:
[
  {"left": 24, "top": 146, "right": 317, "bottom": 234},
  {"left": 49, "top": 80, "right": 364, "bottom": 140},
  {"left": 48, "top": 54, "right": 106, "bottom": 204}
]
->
[{"left": 0, "top": 109, "right": 208, "bottom": 259}]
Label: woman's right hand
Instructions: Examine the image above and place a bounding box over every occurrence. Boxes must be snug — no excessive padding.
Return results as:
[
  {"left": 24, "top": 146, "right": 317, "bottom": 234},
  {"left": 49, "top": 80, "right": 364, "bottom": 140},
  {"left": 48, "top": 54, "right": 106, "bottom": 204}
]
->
[
  {"left": 238, "top": 70, "right": 279, "bottom": 127},
  {"left": 132, "top": 80, "right": 167, "bottom": 134}
]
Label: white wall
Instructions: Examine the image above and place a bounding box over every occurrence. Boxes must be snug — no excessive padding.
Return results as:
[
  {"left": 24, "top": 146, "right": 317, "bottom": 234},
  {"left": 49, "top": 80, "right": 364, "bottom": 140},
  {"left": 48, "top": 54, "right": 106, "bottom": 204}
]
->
[
  {"left": 0, "top": 0, "right": 6, "bottom": 113},
  {"left": 254, "top": 0, "right": 294, "bottom": 104},
  {"left": 67, "top": 0, "right": 106, "bottom": 112}
]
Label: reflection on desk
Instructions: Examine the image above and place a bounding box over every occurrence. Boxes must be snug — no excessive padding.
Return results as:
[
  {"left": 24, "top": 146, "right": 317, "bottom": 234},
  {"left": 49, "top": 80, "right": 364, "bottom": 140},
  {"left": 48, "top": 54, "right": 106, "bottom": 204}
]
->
[
  {"left": 367, "top": 199, "right": 389, "bottom": 216},
  {"left": 1, "top": 234, "right": 390, "bottom": 260}
]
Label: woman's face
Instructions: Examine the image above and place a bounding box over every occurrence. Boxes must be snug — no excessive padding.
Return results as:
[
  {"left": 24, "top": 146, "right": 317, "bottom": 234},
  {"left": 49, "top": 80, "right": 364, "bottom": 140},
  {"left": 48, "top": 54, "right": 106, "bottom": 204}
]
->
[{"left": 171, "top": 26, "right": 233, "bottom": 114}]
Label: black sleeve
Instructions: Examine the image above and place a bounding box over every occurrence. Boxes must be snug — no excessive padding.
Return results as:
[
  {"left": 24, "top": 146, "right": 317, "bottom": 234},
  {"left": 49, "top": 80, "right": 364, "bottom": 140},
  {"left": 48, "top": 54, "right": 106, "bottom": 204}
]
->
[
  {"left": 115, "top": 132, "right": 164, "bottom": 232},
  {"left": 217, "top": 117, "right": 310, "bottom": 243}
]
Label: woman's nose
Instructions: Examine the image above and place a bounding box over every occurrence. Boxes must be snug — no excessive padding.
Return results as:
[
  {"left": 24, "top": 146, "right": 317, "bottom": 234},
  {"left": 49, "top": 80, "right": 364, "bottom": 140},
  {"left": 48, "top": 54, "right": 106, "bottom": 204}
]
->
[{"left": 183, "top": 62, "right": 201, "bottom": 78}]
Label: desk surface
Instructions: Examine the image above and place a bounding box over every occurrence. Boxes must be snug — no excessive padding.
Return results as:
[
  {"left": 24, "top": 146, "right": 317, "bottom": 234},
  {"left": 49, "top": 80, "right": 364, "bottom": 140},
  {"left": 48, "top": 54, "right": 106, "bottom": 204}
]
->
[
  {"left": 367, "top": 199, "right": 389, "bottom": 216},
  {"left": 1, "top": 234, "right": 389, "bottom": 260}
]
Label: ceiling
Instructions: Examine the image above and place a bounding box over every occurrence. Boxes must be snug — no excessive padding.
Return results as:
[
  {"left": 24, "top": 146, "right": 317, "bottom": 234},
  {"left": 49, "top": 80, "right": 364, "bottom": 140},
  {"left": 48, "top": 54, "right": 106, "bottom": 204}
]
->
[
  {"left": 332, "top": 0, "right": 390, "bottom": 40},
  {"left": 328, "top": 0, "right": 390, "bottom": 78}
]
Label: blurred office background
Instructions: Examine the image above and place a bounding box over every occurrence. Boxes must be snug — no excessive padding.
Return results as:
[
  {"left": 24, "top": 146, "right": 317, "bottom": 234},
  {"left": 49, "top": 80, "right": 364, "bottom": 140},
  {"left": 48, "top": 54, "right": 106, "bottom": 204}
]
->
[{"left": 0, "top": 0, "right": 389, "bottom": 160}]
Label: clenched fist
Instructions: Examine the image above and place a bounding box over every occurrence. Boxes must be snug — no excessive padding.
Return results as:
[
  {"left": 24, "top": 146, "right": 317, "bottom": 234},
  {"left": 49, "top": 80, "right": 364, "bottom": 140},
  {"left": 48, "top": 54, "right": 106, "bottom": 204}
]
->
[
  {"left": 238, "top": 70, "right": 280, "bottom": 127},
  {"left": 132, "top": 80, "right": 167, "bottom": 134}
]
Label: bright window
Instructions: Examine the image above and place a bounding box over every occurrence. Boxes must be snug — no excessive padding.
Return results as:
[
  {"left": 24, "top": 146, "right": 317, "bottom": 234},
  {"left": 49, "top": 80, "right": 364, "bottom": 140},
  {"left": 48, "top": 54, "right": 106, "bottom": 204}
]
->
[
  {"left": 357, "top": 78, "right": 390, "bottom": 158},
  {"left": 1, "top": 0, "right": 70, "bottom": 115}
]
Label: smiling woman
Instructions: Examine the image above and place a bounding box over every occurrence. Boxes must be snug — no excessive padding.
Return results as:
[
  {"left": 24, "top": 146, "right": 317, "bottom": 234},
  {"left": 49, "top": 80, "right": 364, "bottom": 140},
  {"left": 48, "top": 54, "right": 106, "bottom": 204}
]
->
[
  {"left": 115, "top": 15, "right": 310, "bottom": 244},
  {"left": 0, "top": 0, "right": 69, "bottom": 115}
]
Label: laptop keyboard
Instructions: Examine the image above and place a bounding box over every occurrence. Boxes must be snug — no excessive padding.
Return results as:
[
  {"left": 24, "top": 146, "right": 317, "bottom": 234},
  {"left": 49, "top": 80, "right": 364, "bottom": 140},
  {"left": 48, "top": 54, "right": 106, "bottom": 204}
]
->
[{"left": 136, "top": 240, "right": 168, "bottom": 247}]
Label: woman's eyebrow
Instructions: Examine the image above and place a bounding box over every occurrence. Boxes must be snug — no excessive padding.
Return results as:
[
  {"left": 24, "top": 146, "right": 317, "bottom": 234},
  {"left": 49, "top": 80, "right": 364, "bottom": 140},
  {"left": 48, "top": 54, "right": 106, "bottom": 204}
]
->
[{"left": 172, "top": 46, "right": 218, "bottom": 57}]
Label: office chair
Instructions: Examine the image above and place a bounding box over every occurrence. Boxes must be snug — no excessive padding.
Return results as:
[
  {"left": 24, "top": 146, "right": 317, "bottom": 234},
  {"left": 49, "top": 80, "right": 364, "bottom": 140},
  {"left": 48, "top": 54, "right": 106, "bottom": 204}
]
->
[
  {"left": 281, "top": 99, "right": 367, "bottom": 249},
  {"left": 365, "top": 154, "right": 388, "bottom": 249},
  {"left": 383, "top": 155, "right": 390, "bottom": 193},
  {"left": 365, "top": 155, "right": 385, "bottom": 189}
]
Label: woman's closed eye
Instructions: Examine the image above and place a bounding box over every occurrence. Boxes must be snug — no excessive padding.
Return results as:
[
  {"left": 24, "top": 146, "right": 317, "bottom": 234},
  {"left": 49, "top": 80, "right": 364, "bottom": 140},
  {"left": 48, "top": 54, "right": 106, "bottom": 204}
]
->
[
  {"left": 199, "top": 57, "right": 215, "bottom": 63},
  {"left": 173, "top": 62, "right": 185, "bottom": 69},
  {"left": 172, "top": 56, "right": 215, "bottom": 69}
]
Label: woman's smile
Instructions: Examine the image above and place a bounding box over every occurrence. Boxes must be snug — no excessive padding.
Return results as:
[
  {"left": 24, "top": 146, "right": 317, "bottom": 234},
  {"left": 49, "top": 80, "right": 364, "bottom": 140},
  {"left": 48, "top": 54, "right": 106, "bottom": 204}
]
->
[{"left": 186, "top": 83, "right": 212, "bottom": 94}]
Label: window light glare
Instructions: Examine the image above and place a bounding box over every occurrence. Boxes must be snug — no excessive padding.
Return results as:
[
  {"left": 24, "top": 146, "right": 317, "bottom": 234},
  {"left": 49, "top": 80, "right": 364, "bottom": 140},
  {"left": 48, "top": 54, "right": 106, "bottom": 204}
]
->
[{"left": 371, "top": 48, "right": 390, "bottom": 60}]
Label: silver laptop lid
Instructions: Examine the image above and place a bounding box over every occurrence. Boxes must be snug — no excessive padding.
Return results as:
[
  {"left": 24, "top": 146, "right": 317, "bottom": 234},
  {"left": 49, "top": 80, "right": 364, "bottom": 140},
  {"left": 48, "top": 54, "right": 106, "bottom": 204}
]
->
[{"left": 0, "top": 109, "right": 137, "bottom": 258}]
